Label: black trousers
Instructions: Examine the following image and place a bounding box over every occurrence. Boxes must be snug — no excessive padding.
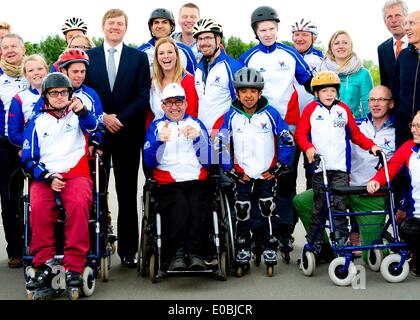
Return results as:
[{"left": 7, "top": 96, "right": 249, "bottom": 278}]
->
[
  {"left": 155, "top": 180, "right": 211, "bottom": 259},
  {"left": 0, "top": 137, "right": 23, "bottom": 258},
  {"left": 101, "top": 131, "right": 142, "bottom": 258}
]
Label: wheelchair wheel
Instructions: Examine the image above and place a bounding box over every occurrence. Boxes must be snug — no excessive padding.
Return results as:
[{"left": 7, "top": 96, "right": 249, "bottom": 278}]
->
[
  {"left": 367, "top": 249, "right": 383, "bottom": 272},
  {"left": 81, "top": 266, "right": 95, "bottom": 297},
  {"left": 301, "top": 251, "right": 316, "bottom": 276},
  {"left": 380, "top": 254, "right": 409, "bottom": 283},
  {"left": 328, "top": 257, "right": 357, "bottom": 286},
  {"left": 149, "top": 254, "right": 158, "bottom": 283},
  {"left": 235, "top": 266, "right": 243, "bottom": 278},
  {"left": 100, "top": 256, "right": 110, "bottom": 282},
  {"left": 138, "top": 219, "right": 148, "bottom": 278}
]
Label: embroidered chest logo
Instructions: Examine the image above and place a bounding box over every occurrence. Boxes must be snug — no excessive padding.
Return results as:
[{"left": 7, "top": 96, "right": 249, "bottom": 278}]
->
[
  {"left": 333, "top": 111, "right": 346, "bottom": 128},
  {"left": 63, "top": 123, "right": 76, "bottom": 133},
  {"left": 210, "top": 75, "right": 223, "bottom": 88},
  {"left": 277, "top": 61, "right": 290, "bottom": 71}
]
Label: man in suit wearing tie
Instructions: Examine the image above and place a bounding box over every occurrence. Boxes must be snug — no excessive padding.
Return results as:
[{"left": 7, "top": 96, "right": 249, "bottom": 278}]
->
[
  {"left": 377, "top": 0, "right": 409, "bottom": 101},
  {"left": 84, "top": 8, "right": 150, "bottom": 268}
]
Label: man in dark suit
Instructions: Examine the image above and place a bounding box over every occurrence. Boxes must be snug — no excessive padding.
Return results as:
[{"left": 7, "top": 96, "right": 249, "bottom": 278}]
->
[
  {"left": 377, "top": 0, "right": 408, "bottom": 100},
  {"left": 84, "top": 8, "right": 150, "bottom": 267}
]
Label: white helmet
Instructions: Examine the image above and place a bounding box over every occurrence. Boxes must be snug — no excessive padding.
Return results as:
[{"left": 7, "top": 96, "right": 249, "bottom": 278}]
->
[
  {"left": 291, "top": 18, "right": 318, "bottom": 36},
  {"left": 161, "top": 83, "right": 186, "bottom": 101},
  {"left": 192, "top": 18, "right": 223, "bottom": 39},
  {"left": 62, "top": 17, "right": 88, "bottom": 35}
]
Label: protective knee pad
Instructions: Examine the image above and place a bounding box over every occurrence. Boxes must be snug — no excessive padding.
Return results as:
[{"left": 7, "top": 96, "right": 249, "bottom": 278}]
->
[
  {"left": 400, "top": 217, "right": 420, "bottom": 244},
  {"left": 235, "top": 201, "right": 251, "bottom": 221},
  {"left": 259, "top": 197, "right": 275, "bottom": 218}
]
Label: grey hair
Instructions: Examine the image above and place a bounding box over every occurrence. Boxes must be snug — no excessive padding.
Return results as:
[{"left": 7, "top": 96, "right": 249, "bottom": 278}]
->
[
  {"left": 0, "top": 33, "right": 24, "bottom": 48},
  {"left": 382, "top": 0, "right": 409, "bottom": 20}
]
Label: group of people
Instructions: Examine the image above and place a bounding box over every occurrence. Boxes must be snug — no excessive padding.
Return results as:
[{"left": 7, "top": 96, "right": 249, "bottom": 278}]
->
[{"left": 0, "top": 0, "right": 419, "bottom": 298}]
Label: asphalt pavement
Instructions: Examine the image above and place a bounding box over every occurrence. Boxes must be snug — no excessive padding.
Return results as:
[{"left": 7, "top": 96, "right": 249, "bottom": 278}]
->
[{"left": 1, "top": 156, "right": 420, "bottom": 302}]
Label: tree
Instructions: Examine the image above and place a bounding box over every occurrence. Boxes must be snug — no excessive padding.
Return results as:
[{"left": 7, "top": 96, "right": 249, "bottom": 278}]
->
[
  {"left": 363, "top": 59, "right": 380, "bottom": 86},
  {"left": 24, "top": 35, "right": 66, "bottom": 67},
  {"left": 223, "top": 36, "right": 257, "bottom": 60}
]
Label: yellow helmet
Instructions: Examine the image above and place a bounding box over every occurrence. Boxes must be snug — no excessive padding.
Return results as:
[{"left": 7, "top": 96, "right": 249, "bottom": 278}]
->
[{"left": 310, "top": 70, "right": 340, "bottom": 92}]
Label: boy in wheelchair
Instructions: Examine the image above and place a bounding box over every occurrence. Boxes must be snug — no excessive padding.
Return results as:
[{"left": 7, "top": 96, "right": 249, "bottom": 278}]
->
[
  {"left": 143, "top": 83, "right": 212, "bottom": 271},
  {"left": 21, "top": 73, "right": 99, "bottom": 298}
]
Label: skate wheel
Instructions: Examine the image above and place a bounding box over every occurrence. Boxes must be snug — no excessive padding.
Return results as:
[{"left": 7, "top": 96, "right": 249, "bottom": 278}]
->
[
  {"left": 81, "top": 266, "right": 95, "bottom": 297},
  {"left": 26, "top": 290, "right": 34, "bottom": 300},
  {"left": 69, "top": 288, "right": 79, "bottom": 300},
  {"left": 236, "top": 266, "right": 243, "bottom": 278},
  {"left": 111, "top": 243, "right": 116, "bottom": 255},
  {"left": 301, "top": 251, "right": 316, "bottom": 276},
  {"left": 219, "top": 252, "right": 227, "bottom": 281},
  {"left": 367, "top": 249, "right": 383, "bottom": 272},
  {"left": 267, "top": 266, "right": 273, "bottom": 277},
  {"left": 100, "top": 257, "right": 110, "bottom": 282},
  {"left": 380, "top": 254, "right": 409, "bottom": 283},
  {"left": 25, "top": 266, "right": 35, "bottom": 282},
  {"left": 149, "top": 254, "right": 157, "bottom": 283},
  {"left": 328, "top": 257, "right": 357, "bottom": 286}
]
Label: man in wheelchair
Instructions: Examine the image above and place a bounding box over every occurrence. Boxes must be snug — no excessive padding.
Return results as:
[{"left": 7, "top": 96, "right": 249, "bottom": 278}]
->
[
  {"left": 21, "top": 73, "right": 99, "bottom": 296},
  {"left": 143, "top": 83, "right": 212, "bottom": 271}
]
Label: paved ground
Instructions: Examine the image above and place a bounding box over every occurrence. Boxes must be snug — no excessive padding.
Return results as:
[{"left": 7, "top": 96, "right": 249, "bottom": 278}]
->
[{"left": 1, "top": 156, "right": 420, "bottom": 301}]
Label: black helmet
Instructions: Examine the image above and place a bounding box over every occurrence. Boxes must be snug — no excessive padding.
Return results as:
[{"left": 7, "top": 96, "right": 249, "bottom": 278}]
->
[
  {"left": 192, "top": 18, "right": 223, "bottom": 39},
  {"left": 233, "top": 67, "right": 265, "bottom": 90},
  {"left": 251, "top": 6, "right": 280, "bottom": 30},
  {"left": 148, "top": 8, "right": 175, "bottom": 35},
  {"left": 41, "top": 72, "right": 73, "bottom": 100}
]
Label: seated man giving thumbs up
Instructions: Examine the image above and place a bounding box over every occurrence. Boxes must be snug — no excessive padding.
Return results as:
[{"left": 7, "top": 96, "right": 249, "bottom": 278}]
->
[{"left": 143, "top": 83, "right": 212, "bottom": 271}]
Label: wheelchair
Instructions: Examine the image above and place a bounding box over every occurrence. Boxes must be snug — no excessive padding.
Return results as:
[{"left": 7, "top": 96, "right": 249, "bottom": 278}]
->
[
  {"left": 137, "top": 169, "right": 235, "bottom": 283},
  {"left": 23, "top": 154, "right": 117, "bottom": 299},
  {"left": 300, "top": 151, "right": 410, "bottom": 286}
]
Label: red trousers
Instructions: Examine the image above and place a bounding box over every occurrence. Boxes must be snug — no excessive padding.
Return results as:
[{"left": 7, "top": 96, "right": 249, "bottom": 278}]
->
[{"left": 30, "top": 176, "right": 92, "bottom": 273}]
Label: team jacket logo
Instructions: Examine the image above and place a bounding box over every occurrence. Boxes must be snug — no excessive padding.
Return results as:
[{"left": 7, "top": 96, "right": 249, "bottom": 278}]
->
[
  {"left": 259, "top": 68, "right": 267, "bottom": 73},
  {"left": 277, "top": 61, "right": 290, "bottom": 71},
  {"left": 333, "top": 111, "right": 346, "bottom": 128},
  {"left": 260, "top": 122, "right": 268, "bottom": 130},
  {"left": 22, "top": 139, "right": 30, "bottom": 150},
  {"left": 42, "top": 132, "right": 49, "bottom": 138},
  {"left": 381, "top": 138, "right": 394, "bottom": 152},
  {"left": 316, "top": 115, "right": 324, "bottom": 121},
  {"left": 210, "top": 75, "right": 223, "bottom": 88},
  {"left": 63, "top": 123, "right": 76, "bottom": 133}
]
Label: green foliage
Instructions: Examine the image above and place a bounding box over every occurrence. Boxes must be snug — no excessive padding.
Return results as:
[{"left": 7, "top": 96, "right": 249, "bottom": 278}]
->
[
  {"left": 24, "top": 35, "right": 66, "bottom": 67},
  {"left": 363, "top": 59, "right": 380, "bottom": 86},
  {"left": 223, "top": 36, "right": 257, "bottom": 60}
]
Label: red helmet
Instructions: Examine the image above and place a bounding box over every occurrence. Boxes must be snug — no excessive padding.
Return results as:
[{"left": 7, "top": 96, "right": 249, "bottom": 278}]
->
[{"left": 58, "top": 49, "right": 89, "bottom": 69}]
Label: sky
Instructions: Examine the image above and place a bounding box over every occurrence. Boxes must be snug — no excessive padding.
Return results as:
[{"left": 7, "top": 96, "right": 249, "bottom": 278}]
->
[{"left": 4, "top": 0, "right": 419, "bottom": 63}]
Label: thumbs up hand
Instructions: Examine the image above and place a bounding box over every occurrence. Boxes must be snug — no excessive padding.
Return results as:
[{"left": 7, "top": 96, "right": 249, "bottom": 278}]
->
[{"left": 158, "top": 120, "right": 171, "bottom": 142}]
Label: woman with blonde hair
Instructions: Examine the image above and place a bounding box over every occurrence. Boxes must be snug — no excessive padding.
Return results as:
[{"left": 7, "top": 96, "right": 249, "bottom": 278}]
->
[
  {"left": 319, "top": 30, "right": 373, "bottom": 119},
  {"left": 8, "top": 54, "right": 49, "bottom": 147},
  {"left": 146, "top": 37, "right": 198, "bottom": 130}
]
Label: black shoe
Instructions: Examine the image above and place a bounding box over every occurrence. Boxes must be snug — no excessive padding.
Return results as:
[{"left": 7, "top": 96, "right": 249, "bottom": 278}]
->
[
  {"left": 168, "top": 255, "right": 187, "bottom": 271},
  {"left": 120, "top": 256, "right": 137, "bottom": 268},
  {"left": 317, "top": 243, "right": 335, "bottom": 264},
  {"left": 188, "top": 255, "right": 206, "bottom": 271}
]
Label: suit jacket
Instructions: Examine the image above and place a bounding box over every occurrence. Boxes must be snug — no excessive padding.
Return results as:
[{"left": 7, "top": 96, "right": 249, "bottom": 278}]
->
[
  {"left": 85, "top": 43, "right": 150, "bottom": 132},
  {"left": 378, "top": 37, "right": 398, "bottom": 100}
]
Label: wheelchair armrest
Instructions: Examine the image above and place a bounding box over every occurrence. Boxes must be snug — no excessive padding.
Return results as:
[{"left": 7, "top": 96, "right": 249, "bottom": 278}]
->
[{"left": 331, "top": 186, "right": 391, "bottom": 196}]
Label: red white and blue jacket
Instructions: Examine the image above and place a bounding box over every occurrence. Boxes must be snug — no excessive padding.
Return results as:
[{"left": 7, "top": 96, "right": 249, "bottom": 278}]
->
[
  {"left": 138, "top": 38, "right": 197, "bottom": 77},
  {"left": 295, "top": 99, "right": 375, "bottom": 173},
  {"left": 21, "top": 104, "right": 98, "bottom": 182},
  {"left": 239, "top": 42, "right": 312, "bottom": 126},
  {"left": 195, "top": 49, "right": 242, "bottom": 134},
  {"left": 217, "top": 96, "right": 294, "bottom": 178},
  {"left": 144, "top": 114, "right": 211, "bottom": 184},
  {"left": 371, "top": 140, "right": 420, "bottom": 218},
  {"left": 0, "top": 73, "right": 28, "bottom": 137},
  {"left": 8, "top": 86, "right": 41, "bottom": 147},
  {"left": 350, "top": 114, "right": 395, "bottom": 186}
]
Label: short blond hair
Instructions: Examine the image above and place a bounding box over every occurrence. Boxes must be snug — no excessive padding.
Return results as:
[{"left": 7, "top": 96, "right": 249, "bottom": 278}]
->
[
  {"left": 102, "top": 9, "right": 128, "bottom": 27},
  {"left": 21, "top": 54, "right": 48, "bottom": 76},
  {"left": 67, "top": 33, "right": 95, "bottom": 50},
  {"left": 0, "top": 21, "right": 11, "bottom": 31}
]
